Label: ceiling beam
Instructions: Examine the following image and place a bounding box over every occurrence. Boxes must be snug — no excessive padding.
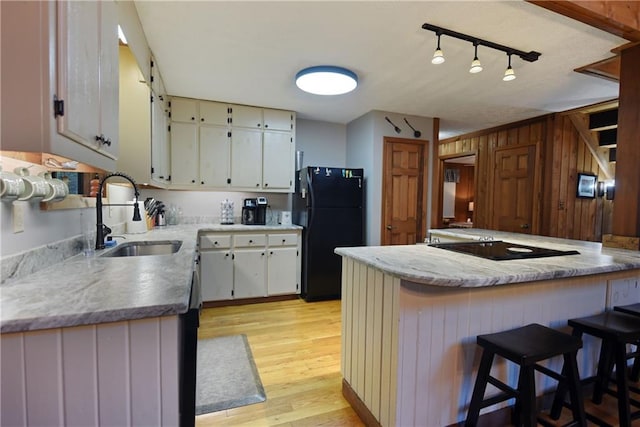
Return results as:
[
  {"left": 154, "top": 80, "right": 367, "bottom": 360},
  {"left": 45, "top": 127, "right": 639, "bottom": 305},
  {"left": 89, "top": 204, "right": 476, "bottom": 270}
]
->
[
  {"left": 527, "top": 1, "right": 640, "bottom": 42},
  {"left": 568, "top": 113, "right": 614, "bottom": 180}
]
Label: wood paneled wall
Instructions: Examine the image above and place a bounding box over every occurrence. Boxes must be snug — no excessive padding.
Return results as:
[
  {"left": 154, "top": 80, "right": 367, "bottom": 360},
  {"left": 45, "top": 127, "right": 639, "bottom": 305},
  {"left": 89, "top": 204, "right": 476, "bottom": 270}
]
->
[{"left": 436, "top": 114, "right": 612, "bottom": 241}]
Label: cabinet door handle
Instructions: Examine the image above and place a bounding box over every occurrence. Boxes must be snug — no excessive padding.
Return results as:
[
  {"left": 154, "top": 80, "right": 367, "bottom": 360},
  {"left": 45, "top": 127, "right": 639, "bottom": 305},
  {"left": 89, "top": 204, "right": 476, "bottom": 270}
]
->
[
  {"left": 214, "top": 241, "right": 218, "bottom": 245},
  {"left": 265, "top": 183, "right": 269, "bottom": 187},
  {"left": 191, "top": 116, "right": 195, "bottom": 121},
  {"left": 201, "top": 118, "right": 204, "bottom": 122},
  {"left": 225, "top": 253, "right": 229, "bottom": 258},
  {"left": 270, "top": 251, "right": 273, "bottom": 255},
  {"left": 191, "top": 179, "right": 196, "bottom": 183},
  {"left": 201, "top": 181, "right": 204, "bottom": 185},
  {"left": 265, "top": 124, "right": 269, "bottom": 128},
  {"left": 249, "top": 239, "right": 253, "bottom": 243},
  {"left": 257, "top": 123, "right": 261, "bottom": 127},
  {"left": 282, "top": 239, "right": 286, "bottom": 243},
  {"left": 256, "top": 183, "right": 260, "bottom": 187},
  {"left": 103, "top": 138, "right": 111, "bottom": 146}
]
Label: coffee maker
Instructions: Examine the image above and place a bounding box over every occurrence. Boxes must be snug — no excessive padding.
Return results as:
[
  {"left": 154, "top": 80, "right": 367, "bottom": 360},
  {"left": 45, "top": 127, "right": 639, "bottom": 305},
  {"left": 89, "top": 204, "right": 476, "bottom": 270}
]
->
[
  {"left": 242, "top": 197, "right": 268, "bottom": 225},
  {"left": 256, "top": 197, "right": 268, "bottom": 225}
]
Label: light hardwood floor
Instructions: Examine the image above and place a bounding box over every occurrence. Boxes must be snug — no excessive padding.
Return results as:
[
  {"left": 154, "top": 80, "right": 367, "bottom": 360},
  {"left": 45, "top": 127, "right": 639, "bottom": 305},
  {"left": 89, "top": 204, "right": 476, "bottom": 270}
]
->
[
  {"left": 195, "top": 298, "right": 640, "bottom": 427},
  {"left": 196, "top": 298, "right": 364, "bottom": 426}
]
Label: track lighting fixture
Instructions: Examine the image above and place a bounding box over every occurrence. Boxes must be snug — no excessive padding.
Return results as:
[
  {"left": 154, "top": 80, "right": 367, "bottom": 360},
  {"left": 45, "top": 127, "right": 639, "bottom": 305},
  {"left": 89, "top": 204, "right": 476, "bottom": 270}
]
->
[
  {"left": 422, "top": 22, "right": 540, "bottom": 80},
  {"left": 503, "top": 54, "right": 516, "bottom": 81},
  {"left": 469, "top": 43, "right": 482, "bottom": 74},
  {"left": 431, "top": 33, "right": 445, "bottom": 64}
]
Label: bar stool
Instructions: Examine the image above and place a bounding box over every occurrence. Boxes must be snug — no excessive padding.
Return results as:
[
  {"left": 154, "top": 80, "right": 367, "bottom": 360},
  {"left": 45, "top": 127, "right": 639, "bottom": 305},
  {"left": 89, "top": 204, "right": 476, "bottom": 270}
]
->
[
  {"left": 552, "top": 311, "right": 640, "bottom": 427},
  {"left": 465, "top": 323, "right": 585, "bottom": 427},
  {"left": 614, "top": 303, "right": 640, "bottom": 381}
]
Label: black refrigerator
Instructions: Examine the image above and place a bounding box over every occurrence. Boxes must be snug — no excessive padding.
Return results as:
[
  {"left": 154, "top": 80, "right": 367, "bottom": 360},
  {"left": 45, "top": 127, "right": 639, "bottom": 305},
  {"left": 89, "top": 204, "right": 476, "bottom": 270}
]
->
[{"left": 293, "top": 166, "right": 364, "bottom": 301}]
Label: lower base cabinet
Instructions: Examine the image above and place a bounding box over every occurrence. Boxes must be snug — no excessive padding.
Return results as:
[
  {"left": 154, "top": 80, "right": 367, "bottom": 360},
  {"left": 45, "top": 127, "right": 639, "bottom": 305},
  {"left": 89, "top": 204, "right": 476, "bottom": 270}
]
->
[
  {"left": 234, "top": 249, "right": 267, "bottom": 299},
  {"left": 267, "top": 247, "right": 298, "bottom": 295},
  {"left": 199, "top": 230, "right": 301, "bottom": 302}
]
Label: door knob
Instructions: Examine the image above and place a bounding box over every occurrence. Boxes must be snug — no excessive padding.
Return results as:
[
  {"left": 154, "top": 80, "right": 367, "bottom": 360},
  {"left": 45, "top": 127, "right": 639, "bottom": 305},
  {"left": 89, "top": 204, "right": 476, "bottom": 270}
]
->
[
  {"left": 386, "top": 225, "right": 393, "bottom": 230},
  {"left": 520, "top": 224, "right": 530, "bottom": 229}
]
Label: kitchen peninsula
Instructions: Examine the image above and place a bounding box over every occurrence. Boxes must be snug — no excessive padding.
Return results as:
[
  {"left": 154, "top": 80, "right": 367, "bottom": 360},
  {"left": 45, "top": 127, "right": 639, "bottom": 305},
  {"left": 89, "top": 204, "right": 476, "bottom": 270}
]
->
[
  {"left": 336, "top": 229, "right": 640, "bottom": 426},
  {"left": 0, "top": 223, "right": 300, "bottom": 426}
]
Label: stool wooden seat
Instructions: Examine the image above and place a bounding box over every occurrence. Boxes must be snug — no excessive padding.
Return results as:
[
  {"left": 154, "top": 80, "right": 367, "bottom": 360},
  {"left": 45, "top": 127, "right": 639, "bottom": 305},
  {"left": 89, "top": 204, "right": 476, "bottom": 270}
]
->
[
  {"left": 552, "top": 311, "right": 640, "bottom": 427},
  {"left": 465, "top": 323, "right": 585, "bottom": 427},
  {"left": 614, "top": 303, "right": 640, "bottom": 317},
  {"left": 614, "top": 303, "right": 640, "bottom": 381}
]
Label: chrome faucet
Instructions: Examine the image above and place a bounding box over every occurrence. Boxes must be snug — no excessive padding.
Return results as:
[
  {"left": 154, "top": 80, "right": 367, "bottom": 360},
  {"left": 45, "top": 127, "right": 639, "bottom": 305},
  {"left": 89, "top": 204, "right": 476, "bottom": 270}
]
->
[{"left": 96, "top": 172, "right": 142, "bottom": 249}]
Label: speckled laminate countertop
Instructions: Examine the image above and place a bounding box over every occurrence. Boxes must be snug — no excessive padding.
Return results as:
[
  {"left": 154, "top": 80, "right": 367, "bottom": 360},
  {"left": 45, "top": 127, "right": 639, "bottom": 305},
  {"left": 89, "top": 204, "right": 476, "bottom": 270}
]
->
[
  {"left": 0, "top": 223, "right": 301, "bottom": 333},
  {"left": 335, "top": 229, "right": 640, "bottom": 288}
]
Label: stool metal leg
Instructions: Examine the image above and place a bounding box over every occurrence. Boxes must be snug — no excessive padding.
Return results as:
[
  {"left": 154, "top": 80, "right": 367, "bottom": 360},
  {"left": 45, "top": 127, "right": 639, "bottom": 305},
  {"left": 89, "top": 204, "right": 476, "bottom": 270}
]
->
[{"left": 465, "top": 350, "right": 495, "bottom": 427}]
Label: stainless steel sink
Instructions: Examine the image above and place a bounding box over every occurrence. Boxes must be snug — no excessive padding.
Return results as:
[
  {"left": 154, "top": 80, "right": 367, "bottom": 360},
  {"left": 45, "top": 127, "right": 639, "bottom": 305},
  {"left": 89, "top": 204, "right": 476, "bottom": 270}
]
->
[{"left": 101, "top": 240, "right": 182, "bottom": 257}]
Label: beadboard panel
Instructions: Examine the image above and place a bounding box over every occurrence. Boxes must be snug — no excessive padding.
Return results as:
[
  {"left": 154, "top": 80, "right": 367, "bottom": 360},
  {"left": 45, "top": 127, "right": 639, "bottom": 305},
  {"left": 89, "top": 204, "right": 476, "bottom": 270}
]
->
[
  {"left": 0, "top": 316, "right": 180, "bottom": 426},
  {"left": 1, "top": 333, "right": 27, "bottom": 426},
  {"left": 160, "top": 316, "right": 180, "bottom": 423},
  {"left": 61, "top": 325, "right": 99, "bottom": 425},
  {"left": 341, "top": 256, "right": 640, "bottom": 426},
  {"left": 97, "top": 321, "right": 131, "bottom": 426},
  {"left": 341, "top": 258, "right": 400, "bottom": 427}
]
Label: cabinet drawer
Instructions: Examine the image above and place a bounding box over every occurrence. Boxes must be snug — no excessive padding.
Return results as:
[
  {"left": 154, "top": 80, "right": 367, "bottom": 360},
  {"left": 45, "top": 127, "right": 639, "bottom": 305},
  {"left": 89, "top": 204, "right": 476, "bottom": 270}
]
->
[
  {"left": 200, "top": 234, "right": 232, "bottom": 249},
  {"left": 234, "top": 234, "right": 266, "bottom": 247},
  {"left": 268, "top": 233, "right": 298, "bottom": 247}
]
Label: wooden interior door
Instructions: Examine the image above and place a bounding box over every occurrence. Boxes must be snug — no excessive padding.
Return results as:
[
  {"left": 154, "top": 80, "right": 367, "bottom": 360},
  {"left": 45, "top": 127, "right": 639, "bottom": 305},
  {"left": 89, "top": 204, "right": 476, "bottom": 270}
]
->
[
  {"left": 381, "top": 138, "right": 428, "bottom": 245},
  {"left": 492, "top": 144, "right": 536, "bottom": 233}
]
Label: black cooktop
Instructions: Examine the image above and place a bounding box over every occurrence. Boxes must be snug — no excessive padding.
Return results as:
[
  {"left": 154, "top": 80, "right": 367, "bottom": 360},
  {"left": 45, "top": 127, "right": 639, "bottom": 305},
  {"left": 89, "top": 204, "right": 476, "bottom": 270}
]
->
[{"left": 429, "top": 240, "right": 580, "bottom": 261}]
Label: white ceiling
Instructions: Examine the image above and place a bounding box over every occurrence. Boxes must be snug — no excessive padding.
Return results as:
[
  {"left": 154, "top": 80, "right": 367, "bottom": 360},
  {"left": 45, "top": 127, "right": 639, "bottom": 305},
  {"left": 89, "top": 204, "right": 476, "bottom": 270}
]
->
[{"left": 134, "top": 1, "right": 624, "bottom": 139}]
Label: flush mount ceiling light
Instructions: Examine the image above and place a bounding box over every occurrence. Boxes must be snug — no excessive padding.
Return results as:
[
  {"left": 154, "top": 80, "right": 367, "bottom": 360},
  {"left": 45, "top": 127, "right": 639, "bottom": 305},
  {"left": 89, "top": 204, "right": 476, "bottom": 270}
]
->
[
  {"left": 422, "top": 22, "right": 540, "bottom": 81},
  {"left": 431, "top": 33, "right": 445, "bottom": 65},
  {"left": 295, "top": 66, "right": 358, "bottom": 95},
  {"left": 469, "top": 43, "right": 483, "bottom": 74},
  {"left": 503, "top": 54, "right": 516, "bottom": 81}
]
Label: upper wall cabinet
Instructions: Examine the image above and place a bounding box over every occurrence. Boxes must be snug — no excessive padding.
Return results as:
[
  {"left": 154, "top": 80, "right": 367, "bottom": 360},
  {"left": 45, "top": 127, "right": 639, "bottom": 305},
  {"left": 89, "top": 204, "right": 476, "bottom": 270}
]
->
[
  {"left": 169, "top": 97, "right": 296, "bottom": 193},
  {"left": 1, "top": 1, "right": 119, "bottom": 171}
]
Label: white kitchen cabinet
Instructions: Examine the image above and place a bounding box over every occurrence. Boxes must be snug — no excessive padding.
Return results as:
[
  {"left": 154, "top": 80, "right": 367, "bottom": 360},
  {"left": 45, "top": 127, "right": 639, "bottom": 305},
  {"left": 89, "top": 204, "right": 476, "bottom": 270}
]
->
[
  {"left": 230, "top": 129, "right": 263, "bottom": 189},
  {"left": 199, "top": 230, "right": 301, "bottom": 302},
  {"left": 263, "top": 109, "right": 294, "bottom": 131},
  {"left": 168, "top": 96, "right": 295, "bottom": 192},
  {"left": 267, "top": 233, "right": 299, "bottom": 295},
  {"left": 57, "top": 0, "right": 119, "bottom": 159},
  {"left": 230, "top": 104, "right": 263, "bottom": 129},
  {"left": 200, "top": 251, "right": 234, "bottom": 301},
  {"left": 150, "top": 92, "right": 171, "bottom": 184},
  {"left": 117, "top": 44, "right": 170, "bottom": 188},
  {"left": 170, "top": 123, "right": 198, "bottom": 185},
  {"left": 200, "top": 234, "right": 234, "bottom": 301},
  {"left": 170, "top": 98, "right": 232, "bottom": 189},
  {"left": 200, "top": 126, "right": 230, "bottom": 187},
  {"left": 263, "top": 131, "right": 294, "bottom": 190},
  {"left": 1, "top": 0, "right": 119, "bottom": 170},
  {"left": 170, "top": 98, "right": 198, "bottom": 123},
  {"left": 267, "top": 247, "right": 298, "bottom": 295},
  {"left": 233, "top": 249, "right": 267, "bottom": 298},
  {"left": 200, "top": 101, "right": 229, "bottom": 126}
]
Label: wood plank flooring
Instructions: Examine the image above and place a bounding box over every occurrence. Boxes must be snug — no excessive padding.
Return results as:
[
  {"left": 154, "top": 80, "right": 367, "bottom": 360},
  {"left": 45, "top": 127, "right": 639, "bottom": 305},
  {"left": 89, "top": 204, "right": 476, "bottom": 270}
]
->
[
  {"left": 196, "top": 298, "right": 634, "bottom": 426},
  {"left": 196, "top": 298, "right": 363, "bottom": 426}
]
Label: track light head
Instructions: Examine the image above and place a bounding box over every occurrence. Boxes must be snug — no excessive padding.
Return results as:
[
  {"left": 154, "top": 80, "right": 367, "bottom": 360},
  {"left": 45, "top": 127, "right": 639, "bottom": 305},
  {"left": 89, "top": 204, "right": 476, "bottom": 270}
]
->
[
  {"left": 431, "top": 34, "right": 445, "bottom": 64},
  {"left": 503, "top": 54, "right": 516, "bottom": 81},
  {"left": 469, "top": 44, "right": 482, "bottom": 73}
]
